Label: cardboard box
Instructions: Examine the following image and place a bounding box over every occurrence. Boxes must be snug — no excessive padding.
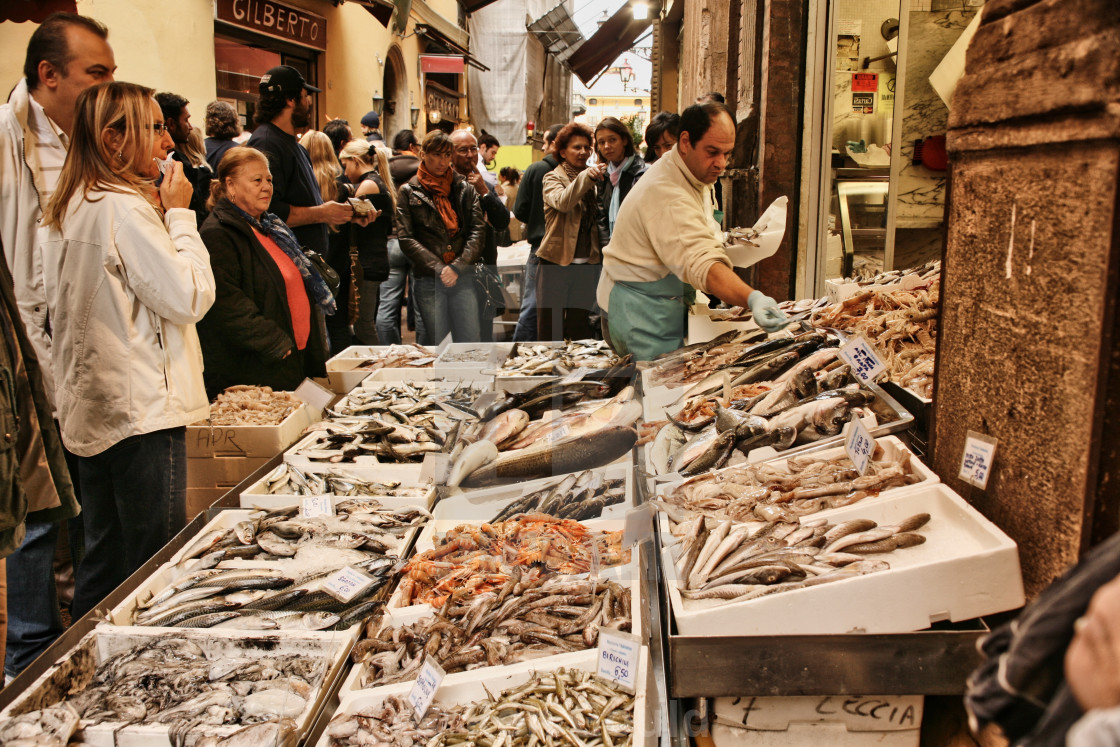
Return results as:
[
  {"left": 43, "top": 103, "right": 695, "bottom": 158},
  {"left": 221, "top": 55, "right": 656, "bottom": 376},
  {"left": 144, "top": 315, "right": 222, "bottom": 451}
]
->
[
  {"left": 185, "top": 486, "right": 228, "bottom": 519},
  {"left": 660, "top": 483, "right": 1025, "bottom": 637},
  {"left": 0, "top": 627, "right": 352, "bottom": 747},
  {"left": 712, "top": 694, "right": 923, "bottom": 734},
  {"left": 187, "top": 402, "right": 317, "bottom": 458},
  {"left": 187, "top": 455, "right": 271, "bottom": 487}
]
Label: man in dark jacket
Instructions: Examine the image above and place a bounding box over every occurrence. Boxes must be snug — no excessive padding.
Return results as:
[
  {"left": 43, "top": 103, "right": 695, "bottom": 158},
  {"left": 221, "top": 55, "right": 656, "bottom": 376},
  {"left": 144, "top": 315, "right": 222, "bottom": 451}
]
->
[
  {"left": 511, "top": 123, "right": 563, "bottom": 341},
  {"left": 451, "top": 129, "right": 509, "bottom": 342},
  {"left": 155, "top": 92, "right": 210, "bottom": 226}
]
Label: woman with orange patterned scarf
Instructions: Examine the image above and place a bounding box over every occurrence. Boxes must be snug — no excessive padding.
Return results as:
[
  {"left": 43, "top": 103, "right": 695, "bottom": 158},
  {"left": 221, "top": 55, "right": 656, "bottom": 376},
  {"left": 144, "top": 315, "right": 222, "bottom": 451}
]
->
[{"left": 395, "top": 130, "right": 485, "bottom": 343}]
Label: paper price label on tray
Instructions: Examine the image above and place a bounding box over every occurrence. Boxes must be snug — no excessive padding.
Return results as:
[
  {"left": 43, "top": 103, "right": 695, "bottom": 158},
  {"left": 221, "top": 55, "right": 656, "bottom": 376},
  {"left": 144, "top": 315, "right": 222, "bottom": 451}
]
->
[
  {"left": 322, "top": 565, "right": 375, "bottom": 603},
  {"left": 838, "top": 336, "right": 887, "bottom": 383},
  {"left": 408, "top": 656, "right": 446, "bottom": 720},
  {"left": 596, "top": 629, "right": 640, "bottom": 693},
  {"left": 622, "top": 503, "right": 655, "bottom": 549},
  {"left": 844, "top": 418, "right": 875, "bottom": 476},
  {"left": 544, "top": 424, "right": 572, "bottom": 444},
  {"left": 959, "top": 431, "right": 998, "bottom": 489},
  {"left": 301, "top": 495, "right": 334, "bottom": 519}
]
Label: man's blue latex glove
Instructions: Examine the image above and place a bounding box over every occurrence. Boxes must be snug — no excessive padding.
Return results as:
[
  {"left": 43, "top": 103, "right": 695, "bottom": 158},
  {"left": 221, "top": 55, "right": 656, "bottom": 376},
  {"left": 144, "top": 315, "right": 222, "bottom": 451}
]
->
[{"left": 747, "top": 290, "right": 789, "bottom": 333}]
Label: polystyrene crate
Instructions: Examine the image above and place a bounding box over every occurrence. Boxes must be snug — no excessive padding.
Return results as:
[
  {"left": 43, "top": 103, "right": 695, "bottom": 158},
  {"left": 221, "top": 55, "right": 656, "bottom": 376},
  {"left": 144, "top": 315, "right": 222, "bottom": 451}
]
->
[
  {"left": 325, "top": 344, "right": 438, "bottom": 393},
  {"left": 660, "top": 483, "right": 1024, "bottom": 636},
  {"left": 0, "top": 627, "right": 351, "bottom": 747},
  {"left": 239, "top": 465, "right": 436, "bottom": 510},
  {"left": 321, "top": 648, "right": 656, "bottom": 747}
]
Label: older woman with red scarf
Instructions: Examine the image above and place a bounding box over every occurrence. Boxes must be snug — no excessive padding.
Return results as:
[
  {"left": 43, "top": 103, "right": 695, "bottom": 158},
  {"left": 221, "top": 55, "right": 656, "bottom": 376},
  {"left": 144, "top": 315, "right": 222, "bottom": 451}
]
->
[{"left": 395, "top": 130, "right": 485, "bottom": 343}]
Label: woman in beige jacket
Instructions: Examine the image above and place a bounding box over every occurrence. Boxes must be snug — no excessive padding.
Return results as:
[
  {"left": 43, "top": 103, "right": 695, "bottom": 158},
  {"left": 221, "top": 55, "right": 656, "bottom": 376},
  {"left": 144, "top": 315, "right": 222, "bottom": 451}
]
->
[{"left": 537, "top": 123, "right": 605, "bottom": 340}]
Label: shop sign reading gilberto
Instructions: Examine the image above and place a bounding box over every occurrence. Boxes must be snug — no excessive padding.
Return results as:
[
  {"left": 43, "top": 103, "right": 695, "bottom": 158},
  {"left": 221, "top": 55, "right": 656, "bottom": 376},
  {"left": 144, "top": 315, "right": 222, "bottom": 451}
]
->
[{"left": 216, "top": 0, "right": 327, "bottom": 51}]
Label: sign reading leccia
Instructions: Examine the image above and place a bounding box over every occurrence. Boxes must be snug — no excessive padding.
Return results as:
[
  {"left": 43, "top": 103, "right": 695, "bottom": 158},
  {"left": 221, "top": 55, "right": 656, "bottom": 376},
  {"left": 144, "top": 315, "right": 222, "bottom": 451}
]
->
[{"left": 217, "top": 0, "right": 327, "bottom": 51}]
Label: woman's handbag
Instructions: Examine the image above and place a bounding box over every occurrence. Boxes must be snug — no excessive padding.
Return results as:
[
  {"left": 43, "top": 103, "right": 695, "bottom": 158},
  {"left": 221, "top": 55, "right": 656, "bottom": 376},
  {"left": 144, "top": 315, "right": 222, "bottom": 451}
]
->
[{"left": 304, "top": 248, "right": 341, "bottom": 296}]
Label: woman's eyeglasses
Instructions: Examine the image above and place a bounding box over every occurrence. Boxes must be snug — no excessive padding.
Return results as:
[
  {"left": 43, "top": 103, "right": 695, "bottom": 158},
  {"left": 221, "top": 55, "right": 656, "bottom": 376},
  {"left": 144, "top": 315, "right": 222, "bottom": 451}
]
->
[{"left": 146, "top": 123, "right": 170, "bottom": 134}]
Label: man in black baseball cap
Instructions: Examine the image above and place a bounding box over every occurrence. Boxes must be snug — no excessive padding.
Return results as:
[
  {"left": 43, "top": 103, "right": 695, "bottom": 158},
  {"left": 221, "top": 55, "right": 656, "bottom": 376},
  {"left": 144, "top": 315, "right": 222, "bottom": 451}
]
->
[
  {"left": 247, "top": 64, "right": 356, "bottom": 352},
  {"left": 258, "top": 64, "right": 321, "bottom": 95}
]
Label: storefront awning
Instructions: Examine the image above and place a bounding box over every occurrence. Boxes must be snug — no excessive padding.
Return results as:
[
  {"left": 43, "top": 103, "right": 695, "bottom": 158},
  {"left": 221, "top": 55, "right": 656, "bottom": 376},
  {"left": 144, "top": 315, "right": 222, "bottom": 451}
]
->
[
  {"left": 566, "top": 4, "right": 652, "bottom": 85},
  {"left": 1, "top": 0, "right": 76, "bottom": 22},
  {"left": 417, "top": 24, "right": 490, "bottom": 72}
]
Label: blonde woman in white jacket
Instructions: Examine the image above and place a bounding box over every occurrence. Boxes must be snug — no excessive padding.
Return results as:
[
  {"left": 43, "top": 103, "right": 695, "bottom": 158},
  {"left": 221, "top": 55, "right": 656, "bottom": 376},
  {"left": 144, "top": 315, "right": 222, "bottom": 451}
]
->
[{"left": 39, "top": 81, "right": 215, "bottom": 619}]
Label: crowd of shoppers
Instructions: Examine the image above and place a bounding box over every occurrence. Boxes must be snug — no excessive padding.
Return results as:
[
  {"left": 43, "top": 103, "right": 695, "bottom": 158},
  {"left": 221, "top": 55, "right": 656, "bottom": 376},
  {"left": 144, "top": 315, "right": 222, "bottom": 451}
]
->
[{"left": 0, "top": 9, "right": 696, "bottom": 681}]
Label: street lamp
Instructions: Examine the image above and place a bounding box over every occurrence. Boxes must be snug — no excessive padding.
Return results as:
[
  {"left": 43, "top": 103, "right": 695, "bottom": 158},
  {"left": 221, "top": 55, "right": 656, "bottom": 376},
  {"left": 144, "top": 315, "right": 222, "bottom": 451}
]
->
[
  {"left": 631, "top": 1, "right": 649, "bottom": 20},
  {"left": 411, "top": 105, "right": 420, "bottom": 129},
  {"left": 618, "top": 60, "right": 634, "bottom": 90}
]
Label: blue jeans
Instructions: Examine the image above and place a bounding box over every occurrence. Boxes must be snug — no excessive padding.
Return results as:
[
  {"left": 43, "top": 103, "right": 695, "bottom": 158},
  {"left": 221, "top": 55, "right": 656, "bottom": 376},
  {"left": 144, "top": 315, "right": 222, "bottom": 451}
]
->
[
  {"left": 513, "top": 250, "right": 540, "bottom": 342},
  {"left": 71, "top": 427, "right": 187, "bottom": 620},
  {"left": 413, "top": 270, "right": 481, "bottom": 344},
  {"left": 375, "top": 239, "right": 406, "bottom": 345},
  {"left": 5, "top": 442, "right": 83, "bottom": 678}
]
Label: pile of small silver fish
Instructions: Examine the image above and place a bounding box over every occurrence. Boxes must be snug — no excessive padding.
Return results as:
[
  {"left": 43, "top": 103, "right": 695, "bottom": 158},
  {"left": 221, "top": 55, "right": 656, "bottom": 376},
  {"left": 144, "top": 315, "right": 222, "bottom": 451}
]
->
[
  {"left": 664, "top": 508, "right": 931, "bottom": 604},
  {"left": 352, "top": 343, "right": 437, "bottom": 370},
  {"left": 327, "top": 667, "right": 637, "bottom": 746},
  {"left": 839, "top": 259, "right": 940, "bottom": 286},
  {"left": 396, "top": 517, "right": 629, "bottom": 607},
  {"left": 293, "top": 418, "right": 458, "bottom": 463},
  {"left": 354, "top": 575, "right": 632, "bottom": 687},
  {"left": 490, "top": 470, "right": 626, "bottom": 522},
  {"left": 662, "top": 449, "right": 921, "bottom": 522},
  {"left": 4, "top": 638, "right": 326, "bottom": 742},
  {"left": 205, "top": 385, "right": 302, "bottom": 426},
  {"left": 330, "top": 381, "right": 483, "bottom": 420},
  {"left": 500, "top": 339, "right": 620, "bottom": 376},
  {"left": 257, "top": 463, "right": 432, "bottom": 499}
]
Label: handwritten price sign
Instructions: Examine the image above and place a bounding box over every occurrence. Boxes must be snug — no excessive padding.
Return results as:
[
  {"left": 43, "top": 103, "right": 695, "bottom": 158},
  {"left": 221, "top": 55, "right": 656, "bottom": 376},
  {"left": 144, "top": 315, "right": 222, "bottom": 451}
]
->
[
  {"left": 838, "top": 336, "right": 887, "bottom": 384},
  {"left": 596, "top": 630, "right": 640, "bottom": 693},
  {"left": 322, "top": 565, "right": 375, "bottom": 603},
  {"left": 408, "top": 656, "right": 446, "bottom": 720},
  {"left": 844, "top": 418, "right": 875, "bottom": 476},
  {"left": 959, "top": 431, "right": 998, "bottom": 489},
  {"left": 301, "top": 495, "right": 334, "bottom": 519}
]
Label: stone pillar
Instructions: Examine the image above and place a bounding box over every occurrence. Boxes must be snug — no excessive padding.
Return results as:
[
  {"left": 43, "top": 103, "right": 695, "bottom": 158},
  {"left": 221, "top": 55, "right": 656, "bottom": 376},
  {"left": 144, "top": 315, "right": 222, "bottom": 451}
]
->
[{"left": 933, "top": 0, "right": 1120, "bottom": 597}]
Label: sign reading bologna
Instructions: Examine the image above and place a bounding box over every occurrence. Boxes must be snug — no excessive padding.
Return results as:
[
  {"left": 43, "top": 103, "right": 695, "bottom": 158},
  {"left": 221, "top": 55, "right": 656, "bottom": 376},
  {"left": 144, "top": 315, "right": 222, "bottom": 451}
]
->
[{"left": 217, "top": 0, "right": 327, "bottom": 51}]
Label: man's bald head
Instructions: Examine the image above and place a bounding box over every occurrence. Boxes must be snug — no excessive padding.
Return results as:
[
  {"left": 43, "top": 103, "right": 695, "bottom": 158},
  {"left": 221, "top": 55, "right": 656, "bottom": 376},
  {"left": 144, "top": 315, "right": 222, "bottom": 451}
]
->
[{"left": 450, "top": 129, "right": 479, "bottom": 175}]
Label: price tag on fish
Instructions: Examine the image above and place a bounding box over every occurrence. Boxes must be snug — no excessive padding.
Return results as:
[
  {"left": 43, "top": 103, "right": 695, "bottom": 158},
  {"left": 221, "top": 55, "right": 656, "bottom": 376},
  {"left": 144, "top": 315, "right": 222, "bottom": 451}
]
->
[
  {"left": 622, "top": 502, "right": 655, "bottom": 549},
  {"left": 838, "top": 336, "right": 887, "bottom": 384},
  {"left": 544, "top": 424, "right": 572, "bottom": 444},
  {"left": 596, "top": 629, "right": 640, "bottom": 693},
  {"left": 959, "top": 431, "right": 998, "bottom": 489},
  {"left": 844, "top": 418, "right": 875, "bottom": 476},
  {"left": 408, "top": 656, "right": 446, "bottom": 720},
  {"left": 322, "top": 565, "right": 375, "bottom": 603},
  {"left": 300, "top": 495, "right": 334, "bottom": 519}
]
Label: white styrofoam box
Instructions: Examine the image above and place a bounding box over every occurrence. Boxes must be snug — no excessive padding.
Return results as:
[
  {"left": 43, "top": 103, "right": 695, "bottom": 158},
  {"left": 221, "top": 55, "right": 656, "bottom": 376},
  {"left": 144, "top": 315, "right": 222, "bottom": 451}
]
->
[
  {"left": 712, "top": 694, "right": 924, "bottom": 733},
  {"left": 187, "top": 401, "right": 319, "bottom": 458},
  {"left": 710, "top": 720, "right": 918, "bottom": 747},
  {"left": 435, "top": 463, "right": 633, "bottom": 522},
  {"left": 340, "top": 573, "right": 645, "bottom": 697},
  {"left": 661, "top": 483, "right": 1024, "bottom": 636},
  {"left": 325, "top": 345, "right": 438, "bottom": 393},
  {"left": 321, "top": 648, "right": 656, "bottom": 747},
  {"left": 647, "top": 435, "right": 938, "bottom": 528},
  {"left": 387, "top": 518, "right": 640, "bottom": 627},
  {"left": 0, "top": 627, "right": 351, "bottom": 747},
  {"left": 239, "top": 466, "right": 437, "bottom": 510},
  {"left": 434, "top": 342, "right": 514, "bottom": 370},
  {"left": 283, "top": 431, "right": 433, "bottom": 484},
  {"left": 359, "top": 368, "right": 494, "bottom": 386}
]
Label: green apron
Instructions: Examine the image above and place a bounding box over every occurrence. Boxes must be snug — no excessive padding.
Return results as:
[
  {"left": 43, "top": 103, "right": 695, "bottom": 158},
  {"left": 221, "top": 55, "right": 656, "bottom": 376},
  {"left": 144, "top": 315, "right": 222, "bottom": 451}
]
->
[{"left": 607, "top": 274, "right": 694, "bottom": 361}]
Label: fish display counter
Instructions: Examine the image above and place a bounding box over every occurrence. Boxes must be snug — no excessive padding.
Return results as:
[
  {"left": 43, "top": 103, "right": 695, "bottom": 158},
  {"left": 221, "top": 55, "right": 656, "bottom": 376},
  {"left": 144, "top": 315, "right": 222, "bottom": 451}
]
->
[{"left": 0, "top": 627, "right": 352, "bottom": 746}]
